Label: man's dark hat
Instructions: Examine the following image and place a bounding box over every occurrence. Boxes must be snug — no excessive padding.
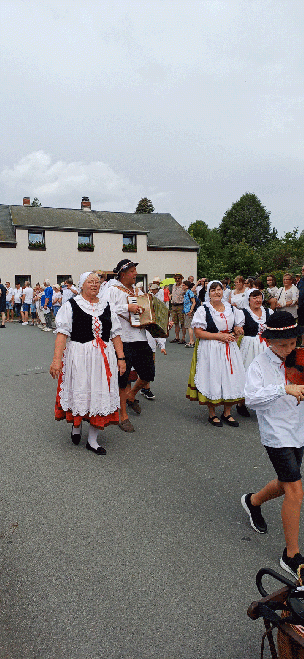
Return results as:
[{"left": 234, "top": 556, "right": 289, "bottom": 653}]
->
[
  {"left": 113, "top": 259, "right": 139, "bottom": 276},
  {"left": 261, "top": 311, "right": 304, "bottom": 339}
]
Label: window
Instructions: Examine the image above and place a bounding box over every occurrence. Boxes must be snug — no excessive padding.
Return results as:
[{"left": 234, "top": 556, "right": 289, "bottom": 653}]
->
[
  {"left": 28, "top": 230, "right": 45, "bottom": 250},
  {"left": 123, "top": 234, "right": 137, "bottom": 252},
  {"left": 78, "top": 232, "right": 94, "bottom": 251},
  {"left": 15, "top": 275, "right": 31, "bottom": 287},
  {"left": 57, "top": 275, "right": 72, "bottom": 286}
]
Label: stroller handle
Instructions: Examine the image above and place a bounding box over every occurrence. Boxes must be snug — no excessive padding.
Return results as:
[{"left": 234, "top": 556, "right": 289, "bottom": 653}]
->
[{"left": 256, "top": 567, "right": 295, "bottom": 597}]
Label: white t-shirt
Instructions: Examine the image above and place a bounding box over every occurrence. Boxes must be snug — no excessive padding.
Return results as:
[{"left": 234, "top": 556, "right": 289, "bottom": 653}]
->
[
  {"left": 13, "top": 287, "right": 22, "bottom": 303},
  {"left": 6, "top": 287, "right": 14, "bottom": 302},
  {"left": 23, "top": 287, "right": 33, "bottom": 304}
]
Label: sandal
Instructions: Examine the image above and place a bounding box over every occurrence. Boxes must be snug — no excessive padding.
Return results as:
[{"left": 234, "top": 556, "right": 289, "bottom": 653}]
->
[
  {"left": 118, "top": 419, "right": 135, "bottom": 432},
  {"left": 178, "top": 339, "right": 186, "bottom": 344},
  {"left": 185, "top": 343, "right": 195, "bottom": 348},
  {"left": 170, "top": 338, "right": 179, "bottom": 343},
  {"left": 208, "top": 415, "right": 223, "bottom": 427},
  {"left": 126, "top": 398, "right": 141, "bottom": 414},
  {"left": 221, "top": 413, "right": 239, "bottom": 427}
]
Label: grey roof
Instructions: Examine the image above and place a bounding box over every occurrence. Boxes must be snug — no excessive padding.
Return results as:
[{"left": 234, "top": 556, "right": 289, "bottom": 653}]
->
[
  {"left": 0, "top": 205, "right": 16, "bottom": 243},
  {"left": 10, "top": 205, "right": 148, "bottom": 234},
  {"left": 0, "top": 205, "right": 199, "bottom": 251},
  {"left": 132, "top": 213, "right": 199, "bottom": 250}
]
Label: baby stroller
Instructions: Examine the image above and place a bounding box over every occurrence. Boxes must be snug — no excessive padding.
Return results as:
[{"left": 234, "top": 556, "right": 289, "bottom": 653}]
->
[{"left": 247, "top": 567, "right": 304, "bottom": 658}]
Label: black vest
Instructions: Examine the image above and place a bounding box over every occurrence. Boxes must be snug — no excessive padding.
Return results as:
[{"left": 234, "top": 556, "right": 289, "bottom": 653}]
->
[
  {"left": 203, "top": 303, "right": 235, "bottom": 333},
  {"left": 69, "top": 298, "right": 112, "bottom": 343},
  {"left": 243, "top": 307, "right": 270, "bottom": 337}
]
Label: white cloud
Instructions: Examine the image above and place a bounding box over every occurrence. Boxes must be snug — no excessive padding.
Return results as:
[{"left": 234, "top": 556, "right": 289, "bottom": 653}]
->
[{"left": 0, "top": 151, "right": 168, "bottom": 213}]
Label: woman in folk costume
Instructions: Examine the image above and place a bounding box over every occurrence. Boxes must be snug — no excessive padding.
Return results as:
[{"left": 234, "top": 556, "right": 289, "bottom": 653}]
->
[
  {"left": 237, "top": 288, "right": 273, "bottom": 418},
  {"left": 50, "top": 271, "right": 126, "bottom": 455},
  {"left": 186, "top": 280, "right": 246, "bottom": 427}
]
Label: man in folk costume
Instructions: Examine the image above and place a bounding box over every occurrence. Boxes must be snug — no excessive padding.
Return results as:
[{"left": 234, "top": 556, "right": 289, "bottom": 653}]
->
[{"left": 106, "top": 259, "right": 155, "bottom": 432}]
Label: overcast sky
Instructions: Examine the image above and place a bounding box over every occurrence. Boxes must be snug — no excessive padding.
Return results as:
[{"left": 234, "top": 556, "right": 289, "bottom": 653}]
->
[{"left": 1, "top": 0, "right": 303, "bottom": 235}]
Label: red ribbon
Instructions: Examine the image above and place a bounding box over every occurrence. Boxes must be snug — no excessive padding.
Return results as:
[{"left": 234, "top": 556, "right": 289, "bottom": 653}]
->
[
  {"left": 92, "top": 317, "right": 112, "bottom": 389},
  {"left": 220, "top": 313, "right": 233, "bottom": 375}
]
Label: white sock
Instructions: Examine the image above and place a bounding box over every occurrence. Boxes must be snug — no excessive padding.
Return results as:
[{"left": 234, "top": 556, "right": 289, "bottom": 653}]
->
[
  {"left": 87, "top": 426, "right": 100, "bottom": 449},
  {"left": 72, "top": 424, "right": 81, "bottom": 435}
]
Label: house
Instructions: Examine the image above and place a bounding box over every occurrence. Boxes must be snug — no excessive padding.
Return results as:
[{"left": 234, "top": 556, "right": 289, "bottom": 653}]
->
[{"left": 0, "top": 197, "right": 199, "bottom": 289}]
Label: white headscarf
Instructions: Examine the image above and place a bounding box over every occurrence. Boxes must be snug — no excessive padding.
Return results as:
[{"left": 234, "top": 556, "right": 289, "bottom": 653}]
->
[
  {"left": 245, "top": 287, "right": 264, "bottom": 307},
  {"left": 78, "top": 271, "right": 94, "bottom": 292},
  {"left": 205, "top": 280, "right": 223, "bottom": 304}
]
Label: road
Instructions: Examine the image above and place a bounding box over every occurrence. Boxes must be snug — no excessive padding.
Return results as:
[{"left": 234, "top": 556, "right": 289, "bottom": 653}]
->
[{"left": 0, "top": 324, "right": 293, "bottom": 658}]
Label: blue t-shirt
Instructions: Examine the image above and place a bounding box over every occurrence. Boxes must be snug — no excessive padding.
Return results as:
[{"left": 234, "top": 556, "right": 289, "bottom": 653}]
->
[
  {"left": 44, "top": 286, "right": 53, "bottom": 308},
  {"left": 183, "top": 289, "right": 194, "bottom": 313}
]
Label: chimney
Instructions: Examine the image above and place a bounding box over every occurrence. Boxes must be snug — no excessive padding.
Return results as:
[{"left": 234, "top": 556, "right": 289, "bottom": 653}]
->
[
  {"left": 81, "top": 196, "right": 91, "bottom": 211},
  {"left": 23, "top": 197, "right": 30, "bottom": 206}
]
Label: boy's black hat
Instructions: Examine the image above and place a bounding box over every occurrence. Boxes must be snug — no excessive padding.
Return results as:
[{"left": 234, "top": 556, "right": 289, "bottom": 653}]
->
[
  {"left": 113, "top": 259, "right": 139, "bottom": 275},
  {"left": 261, "top": 311, "right": 304, "bottom": 339}
]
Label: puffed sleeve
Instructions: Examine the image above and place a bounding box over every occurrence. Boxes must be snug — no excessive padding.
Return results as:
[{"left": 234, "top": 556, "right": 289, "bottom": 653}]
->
[
  {"left": 233, "top": 307, "right": 245, "bottom": 326},
  {"left": 244, "top": 360, "right": 286, "bottom": 410},
  {"left": 55, "top": 300, "right": 73, "bottom": 336},
  {"left": 191, "top": 305, "right": 207, "bottom": 329},
  {"left": 109, "top": 303, "right": 122, "bottom": 339}
]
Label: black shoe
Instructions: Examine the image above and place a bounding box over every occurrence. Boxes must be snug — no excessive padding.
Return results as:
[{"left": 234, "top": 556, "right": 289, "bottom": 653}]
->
[
  {"left": 208, "top": 415, "right": 223, "bottom": 427},
  {"left": 280, "top": 548, "right": 304, "bottom": 579},
  {"left": 236, "top": 404, "right": 250, "bottom": 418},
  {"left": 221, "top": 412, "right": 239, "bottom": 427},
  {"left": 141, "top": 388, "right": 155, "bottom": 400},
  {"left": 71, "top": 429, "right": 81, "bottom": 445},
  {"left": 241, "top": 493, "right": 267, "bottom": 534},
  {"left": 86, "top": 441, "right": 106, "bottom": 455}
]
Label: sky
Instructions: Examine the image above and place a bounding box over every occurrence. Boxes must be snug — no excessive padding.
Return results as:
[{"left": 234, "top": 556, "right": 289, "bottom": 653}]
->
[{"left": 1, "top": 0, "right": 303, "bottom": 235}]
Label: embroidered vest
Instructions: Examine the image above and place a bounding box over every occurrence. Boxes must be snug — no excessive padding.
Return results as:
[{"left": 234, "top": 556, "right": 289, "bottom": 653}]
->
[
  {"left": 243, "top": 308, "right": 270, "bottom": 337},
  {"left": 69, "top": 298, "right": 112, "bottom": 343}
]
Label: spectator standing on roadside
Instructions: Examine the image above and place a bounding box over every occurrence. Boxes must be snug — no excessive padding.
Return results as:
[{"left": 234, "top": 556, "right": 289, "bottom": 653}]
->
[
  {"left": 0, "top": 278, "right": 6, "bottom": 328},
  {"left": 52, "top": 285, "right": 62, "bottom": 317},
  {"left": 5, "top": 282, "right": 14, "bottom": 322},
  {"left": 43, "top": 279, "right": 54, "bottom": 332},
  {"left": 182, "top": 280, "right": 196, "bottom": 347},
  {"left": 12, "top": 282, "right": 22, "bottom": 322},
  {"left": 62, "top": 278, "right": 78, "bottom": 305},
  {"left": 21, "top": 281, "right": 33, "bottom": 325},
  {"left": 163, "top": 285, "right": 171, "bottom": 308},
  {"left": 170, "top": 273, "right": 186, "bottom": 344}
]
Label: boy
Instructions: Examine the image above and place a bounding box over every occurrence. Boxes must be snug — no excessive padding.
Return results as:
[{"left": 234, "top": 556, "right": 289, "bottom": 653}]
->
[{"left": 242, "top": 311, "right": 304, "bottom": 578}]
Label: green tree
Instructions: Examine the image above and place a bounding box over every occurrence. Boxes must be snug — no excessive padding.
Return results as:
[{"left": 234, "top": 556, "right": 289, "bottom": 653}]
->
[
  {"left": 135, "top": 197, "right": 154, "bottom": 213},
  {"left": 219, "top": 192, "right": 277, "bottom": 248},
  {"left": 31, "top": 197, "right": 42, "bottom": 207},
  {"left": 188, "top": 220, "right": 225, "bottom": 278}
]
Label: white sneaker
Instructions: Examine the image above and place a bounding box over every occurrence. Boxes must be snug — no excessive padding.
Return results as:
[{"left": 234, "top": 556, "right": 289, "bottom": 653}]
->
[{"left": 22, "top": 322, "right": 28, "bottom": 325}]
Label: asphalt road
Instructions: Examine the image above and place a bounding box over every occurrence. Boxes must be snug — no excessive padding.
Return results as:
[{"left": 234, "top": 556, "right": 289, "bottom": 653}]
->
[{"left": 0, "top": 323, "right": 297, "bottom": 658}]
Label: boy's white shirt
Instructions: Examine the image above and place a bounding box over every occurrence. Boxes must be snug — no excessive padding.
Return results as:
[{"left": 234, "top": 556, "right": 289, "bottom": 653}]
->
[{"left": 245, "top": 346, "right": 304, "bottom": 448}]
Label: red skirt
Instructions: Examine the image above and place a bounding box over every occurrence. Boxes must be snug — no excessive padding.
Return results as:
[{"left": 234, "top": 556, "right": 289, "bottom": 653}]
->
[{"left": 55, "top": 371, "right": 119, "bottom": 429}]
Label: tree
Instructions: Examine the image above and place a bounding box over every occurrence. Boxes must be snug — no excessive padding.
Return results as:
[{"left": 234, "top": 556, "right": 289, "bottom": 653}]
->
[
  {"left": 135, "top": 197, "right": 154, "bottom": 213},
  {"left": 218, "top": 192, "right": 277, "bottom": 248},
  {"left": 31, "top": 197, "right": 42, "bottom": 207}
]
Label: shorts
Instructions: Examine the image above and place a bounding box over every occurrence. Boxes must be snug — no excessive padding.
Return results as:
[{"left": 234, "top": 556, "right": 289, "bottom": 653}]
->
[
  {"left": 184, "top": 312, "right": 194, "bottom": 329},
  {"left": 22, "top": 303, "right": 30, "bottom": 312},
  {"left": 265, "top": 446, "right": 304, "bottom": 483},
  {"left": 6, "top": 301, "right": 12, "bottom": 310},
  {"left": 118, "top": 341, "right": 155, "bottom": 389},
  {"left": 31, "top": 311, "right": 37, "bottom": 319},
  {"left": 171, "top": 305, "right": 184, "bottom": 326}
]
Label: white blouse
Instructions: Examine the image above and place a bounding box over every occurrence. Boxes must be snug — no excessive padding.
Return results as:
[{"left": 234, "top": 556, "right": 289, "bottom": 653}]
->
[
  {"left": 245, "top": 347, "right": 304, "bottom": 448},
  {"left": 231, "top": 290, "right": 247, "bottom": 309},
  {"left": 55, "top": 295, "right": 122, "bottom": 340},
  {"left": 191, "top": 301, "right": 244, "bottom": 332}
]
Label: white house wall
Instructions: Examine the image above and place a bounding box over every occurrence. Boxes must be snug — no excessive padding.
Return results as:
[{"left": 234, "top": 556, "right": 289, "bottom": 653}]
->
[{"left": 1, "top": 229, "right": 197, "bottom": 285}]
